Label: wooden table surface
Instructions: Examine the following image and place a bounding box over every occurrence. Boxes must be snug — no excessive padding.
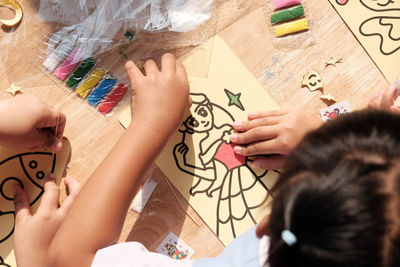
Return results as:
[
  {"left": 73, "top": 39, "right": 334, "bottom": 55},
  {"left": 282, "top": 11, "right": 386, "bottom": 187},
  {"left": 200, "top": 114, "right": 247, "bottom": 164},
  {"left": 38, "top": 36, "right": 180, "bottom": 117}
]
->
[{"left": 0, "top": 0, "right": 388, "bottom": 259}]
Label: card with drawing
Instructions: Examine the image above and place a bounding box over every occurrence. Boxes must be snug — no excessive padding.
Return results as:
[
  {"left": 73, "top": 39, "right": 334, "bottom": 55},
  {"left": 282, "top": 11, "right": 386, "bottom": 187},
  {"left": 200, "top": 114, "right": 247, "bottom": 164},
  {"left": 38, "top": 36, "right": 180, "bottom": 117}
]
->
[
  {"left": 156, "top": 232, "right": 195, "bottom": 260},
  {"left": 320, "top": 101, "right": 352, "bottom": 122}
]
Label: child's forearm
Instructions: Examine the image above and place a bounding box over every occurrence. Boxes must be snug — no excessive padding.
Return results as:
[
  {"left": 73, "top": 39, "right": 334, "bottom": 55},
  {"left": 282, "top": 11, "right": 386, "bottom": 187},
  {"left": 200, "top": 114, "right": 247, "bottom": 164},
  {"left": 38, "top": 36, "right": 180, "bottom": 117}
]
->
[{"left": 48, "top": 122, "right": 171, "bottom": 267}]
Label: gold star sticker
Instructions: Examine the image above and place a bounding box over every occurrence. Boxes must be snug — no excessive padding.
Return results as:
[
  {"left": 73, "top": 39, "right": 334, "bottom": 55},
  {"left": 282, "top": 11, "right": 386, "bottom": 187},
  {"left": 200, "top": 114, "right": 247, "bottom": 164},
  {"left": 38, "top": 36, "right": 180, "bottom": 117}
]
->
[
  {"left": 5, "top": 83, "right": 22, "bottom": 96},
  {"left": 320, "top": 93, "right": 337, "bottom": 102},
  {"left": 325, "top": 57, "right": 343, "bottom": 67}
]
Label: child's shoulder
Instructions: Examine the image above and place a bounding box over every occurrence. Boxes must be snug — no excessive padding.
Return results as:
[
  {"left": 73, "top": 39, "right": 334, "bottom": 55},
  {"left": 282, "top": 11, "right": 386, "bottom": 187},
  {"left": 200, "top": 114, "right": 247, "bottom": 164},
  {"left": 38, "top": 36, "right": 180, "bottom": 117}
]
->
[
  {"left": 91, "top": 242, "right": 192, "bottom": 267},
  {"left": 193, "top": 226, "right": 269, "bottom": 267}
]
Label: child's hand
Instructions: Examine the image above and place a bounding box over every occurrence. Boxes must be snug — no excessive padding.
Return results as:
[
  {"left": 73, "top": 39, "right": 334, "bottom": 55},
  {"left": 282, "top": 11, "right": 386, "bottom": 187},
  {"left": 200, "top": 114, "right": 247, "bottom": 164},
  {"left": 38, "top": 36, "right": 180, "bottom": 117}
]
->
[
  {"left": 13, "top": 175, "right": 80, "bottom": 267},
  {"left": 368, "top": 84, "right": 400, "bottom": 112},
  {"left": 230, "top": 109, "right": 321, "bottom": 170},
  {"left": 0, "top": 95, "right": 66, "bottom": 151},
  {"left": 125, "top": 54, "right": 190, "bottom": 135}
]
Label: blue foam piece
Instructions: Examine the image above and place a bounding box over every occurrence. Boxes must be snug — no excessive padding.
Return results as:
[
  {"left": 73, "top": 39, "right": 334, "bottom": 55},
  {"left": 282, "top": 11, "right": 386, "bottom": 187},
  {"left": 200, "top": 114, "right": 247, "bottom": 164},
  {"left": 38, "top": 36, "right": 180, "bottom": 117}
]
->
[{"left": 88, "top": 75, "right": 118, "bottom": 106}]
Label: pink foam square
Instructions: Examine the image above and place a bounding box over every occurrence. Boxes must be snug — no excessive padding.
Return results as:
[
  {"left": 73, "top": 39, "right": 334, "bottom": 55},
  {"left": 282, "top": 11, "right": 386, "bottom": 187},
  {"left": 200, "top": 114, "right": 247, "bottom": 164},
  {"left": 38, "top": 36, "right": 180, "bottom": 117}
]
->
[{"left": 215, "top": 143, "right": 246, "bottom": 171}]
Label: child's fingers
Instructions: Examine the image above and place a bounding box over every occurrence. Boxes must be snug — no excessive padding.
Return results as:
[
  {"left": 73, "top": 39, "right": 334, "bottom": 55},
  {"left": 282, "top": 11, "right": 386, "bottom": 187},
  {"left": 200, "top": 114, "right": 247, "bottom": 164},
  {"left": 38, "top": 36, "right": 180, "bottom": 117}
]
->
[
  {"left": 247, "top": 109, "right": 288, "bottom": 120},
  {"left": 233, "top": 139, "right": 281, "bottom": 156},
  {"left": 14, "top": 184, "right": 31, "bottom": 222},
  {"left": 230, "top": 125, "right": 279, "bottom": 145},
  {"left": 37, "top": 174, "right": 60, "bottom": 213},
  {"left": 233, "top": 117, "right": 281, "bottom": 132},
  {"left": 143, "top": 59, "right": 159, "bottom": 77},
  {"left": 58, "top": 177, "right": 81, "bottom": 216},
  {"left": 368, "top": 92, "right": 383, "bottom": 109},
  {"left": 125, "top": 61, "right": 143, "bottom": 81},
  {"left": 176, "top": 60, "right": 189, "bottom": 85},
  {"left": 161, "top": 53, "right": 176, "bottom": 73},
  {"left": 55, "top": 112, "right": 67, "bottom": 141},
  {"left": 252, "top": 156, "right": 285, "bottom": 170},
  {"left": 381, "top": 84, "right": 397, "bottom": 110}
]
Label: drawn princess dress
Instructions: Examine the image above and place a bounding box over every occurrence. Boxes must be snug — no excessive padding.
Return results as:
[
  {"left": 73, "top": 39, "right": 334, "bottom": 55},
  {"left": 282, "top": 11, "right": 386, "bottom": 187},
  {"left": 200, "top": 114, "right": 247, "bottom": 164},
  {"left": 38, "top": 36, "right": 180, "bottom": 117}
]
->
[
  {"left": 0, "top": 153, "right": 55, "bottom": 243},
  {"left": 209, "top": 142, "right": 270, "bottom": 240},
  {"left": 173, "top": 93, "right": 273, "bottom": 241}
]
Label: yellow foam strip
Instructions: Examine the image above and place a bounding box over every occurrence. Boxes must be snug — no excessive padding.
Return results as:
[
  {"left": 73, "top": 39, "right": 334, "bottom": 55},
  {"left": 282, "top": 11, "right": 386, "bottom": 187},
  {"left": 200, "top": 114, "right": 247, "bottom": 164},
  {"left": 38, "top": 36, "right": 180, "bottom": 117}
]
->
[
  {"left": 76, "top": 68, "right": 107, "bottom": 99},
  {"left": 275, "top": 18, "right": 309, "bottom": 37},
  {"left": 0, "top": 0, "right": 23, "bottom": 27}
]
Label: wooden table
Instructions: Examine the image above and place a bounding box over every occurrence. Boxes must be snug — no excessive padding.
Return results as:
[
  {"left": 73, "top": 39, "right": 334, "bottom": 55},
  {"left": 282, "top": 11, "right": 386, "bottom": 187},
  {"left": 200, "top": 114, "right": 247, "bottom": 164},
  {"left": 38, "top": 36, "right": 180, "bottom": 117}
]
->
[{"left": 0, "top": 0, "right": 388, "bottom": 259}]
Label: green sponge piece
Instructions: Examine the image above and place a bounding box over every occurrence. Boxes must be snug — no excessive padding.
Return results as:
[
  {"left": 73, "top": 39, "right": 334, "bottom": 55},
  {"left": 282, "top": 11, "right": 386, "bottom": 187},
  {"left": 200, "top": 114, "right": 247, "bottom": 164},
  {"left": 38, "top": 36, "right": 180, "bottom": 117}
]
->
[{"left": 271, "top": 5, "right": 305, "bottom": 24}]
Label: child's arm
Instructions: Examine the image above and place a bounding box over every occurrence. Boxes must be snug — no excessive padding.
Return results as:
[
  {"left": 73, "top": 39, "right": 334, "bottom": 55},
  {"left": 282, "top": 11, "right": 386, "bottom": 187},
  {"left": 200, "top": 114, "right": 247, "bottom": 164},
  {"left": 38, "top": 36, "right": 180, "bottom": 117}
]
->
[
  {"left": 48, "top": 54, "right": 190, "bottom": 267},
  {"left": 0, "top": 94, "right": 66, "bottom": 151},
  {"left": 230, "top": 109, "right": 321, "bottom": 170},
  {"left": 13, "top": 176, "right": 81, "bottom": 267}
]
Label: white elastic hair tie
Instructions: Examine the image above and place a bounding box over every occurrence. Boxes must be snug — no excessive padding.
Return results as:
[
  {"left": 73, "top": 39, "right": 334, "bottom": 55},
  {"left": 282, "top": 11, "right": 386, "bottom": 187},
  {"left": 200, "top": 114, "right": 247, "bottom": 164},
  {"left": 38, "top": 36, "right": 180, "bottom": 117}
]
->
[{"left": 281, "top": 230, "right": 297, "bottom": 246}]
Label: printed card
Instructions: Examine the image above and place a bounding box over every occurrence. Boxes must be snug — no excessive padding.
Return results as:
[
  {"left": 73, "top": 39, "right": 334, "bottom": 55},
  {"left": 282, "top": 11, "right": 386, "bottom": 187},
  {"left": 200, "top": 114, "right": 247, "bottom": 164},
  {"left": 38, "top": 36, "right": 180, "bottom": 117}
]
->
[
  {"left": 320, "top": 101, "right": 352, "bottom": 122},
  {"left": 156, "top": 232, "right": 195, "bottom": 260}
]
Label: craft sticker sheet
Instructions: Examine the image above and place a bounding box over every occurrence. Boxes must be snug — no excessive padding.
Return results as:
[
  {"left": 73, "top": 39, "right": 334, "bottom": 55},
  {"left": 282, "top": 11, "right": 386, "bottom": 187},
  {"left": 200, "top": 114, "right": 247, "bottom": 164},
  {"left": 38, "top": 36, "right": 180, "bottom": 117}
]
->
[
  {"left": 329, "top": 0, "right": 400, "bottom": 82},
  {"left": 120, "top": 36, "right": 280, "bottom": 245},
  {"left": 320, "top": 101, "right": 352, "bottom": 122},
  {"left": 0, "top": 138, "right": 71, "bottom": 267},
  {"left": 156, "top": 232, "right": 195, "bottom": 260}
]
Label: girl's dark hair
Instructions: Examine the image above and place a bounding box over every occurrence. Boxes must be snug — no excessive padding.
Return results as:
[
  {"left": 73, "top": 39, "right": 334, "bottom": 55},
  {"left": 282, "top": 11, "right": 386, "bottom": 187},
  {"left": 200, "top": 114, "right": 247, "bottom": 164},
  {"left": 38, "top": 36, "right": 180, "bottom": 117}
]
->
[{"left": 268, "top": 109, "right": 400, "bottom": 267}]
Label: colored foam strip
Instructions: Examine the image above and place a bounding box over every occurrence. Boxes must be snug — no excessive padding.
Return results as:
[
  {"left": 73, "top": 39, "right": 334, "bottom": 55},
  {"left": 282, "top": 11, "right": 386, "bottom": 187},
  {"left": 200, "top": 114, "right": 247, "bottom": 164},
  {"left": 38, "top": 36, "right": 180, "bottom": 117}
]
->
[
  {"left": 275, "top": 18, "right": 309, "bottom": 37},
  {"left": 55, "top": 48, "right": 84, "bottom": 81},
  {"left": 66, "top": 58, "right": 96, "bottom": 89},
  {"left": 271, "top": 5, "right": 304, "bottom": 24},
  {"left": 76, "top": 68, "right": 107, "bottom": 98},
  {"left": 273, "top": 0, "right": 302, "bottom": 10},
  {"left": 98, "top": 83, "right": 128, "bottom": 115},
  {"left": 88, "top": 75, "right": 118, "bottom": 106}
]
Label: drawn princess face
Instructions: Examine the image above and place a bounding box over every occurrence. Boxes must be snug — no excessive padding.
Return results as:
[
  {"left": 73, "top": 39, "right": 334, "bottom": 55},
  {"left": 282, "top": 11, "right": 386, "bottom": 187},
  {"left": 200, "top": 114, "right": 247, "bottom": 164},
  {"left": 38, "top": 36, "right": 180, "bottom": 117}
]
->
[
  {"left": 184, "top": 104, "right": 214, "bottom": 133},
  {"left": 360, "top": 0, "right": 399, "bottom": 10}
]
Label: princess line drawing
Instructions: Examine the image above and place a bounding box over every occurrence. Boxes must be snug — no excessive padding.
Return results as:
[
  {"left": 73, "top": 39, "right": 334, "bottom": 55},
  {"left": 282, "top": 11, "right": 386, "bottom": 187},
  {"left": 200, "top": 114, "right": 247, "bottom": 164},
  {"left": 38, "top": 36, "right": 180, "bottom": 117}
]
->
[{"left": 173, "top": 93, "right": 273, "bottom": 240}]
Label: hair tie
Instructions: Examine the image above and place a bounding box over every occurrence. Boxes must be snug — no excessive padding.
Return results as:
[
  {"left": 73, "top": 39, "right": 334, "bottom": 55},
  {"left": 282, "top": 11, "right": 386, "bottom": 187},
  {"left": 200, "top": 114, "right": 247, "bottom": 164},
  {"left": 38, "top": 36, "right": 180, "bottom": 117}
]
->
[{"left": 281, "top": 230, "right": 297, "bottom": 246}]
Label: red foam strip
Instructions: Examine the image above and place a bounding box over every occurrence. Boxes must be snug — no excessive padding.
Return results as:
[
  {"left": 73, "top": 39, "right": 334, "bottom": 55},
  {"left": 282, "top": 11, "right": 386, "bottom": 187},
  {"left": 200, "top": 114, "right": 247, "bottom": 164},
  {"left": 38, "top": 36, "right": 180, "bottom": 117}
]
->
[{"left": 97, "top": 83, "right": 128, "bottom": 115}]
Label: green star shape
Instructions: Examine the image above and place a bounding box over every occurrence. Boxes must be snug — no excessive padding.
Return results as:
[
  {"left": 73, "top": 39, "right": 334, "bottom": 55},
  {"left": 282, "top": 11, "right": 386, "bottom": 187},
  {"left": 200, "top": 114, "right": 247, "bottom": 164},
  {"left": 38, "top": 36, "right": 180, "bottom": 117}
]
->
[{"left": 224, "top": 89, "right": 244, "bottom": 111}]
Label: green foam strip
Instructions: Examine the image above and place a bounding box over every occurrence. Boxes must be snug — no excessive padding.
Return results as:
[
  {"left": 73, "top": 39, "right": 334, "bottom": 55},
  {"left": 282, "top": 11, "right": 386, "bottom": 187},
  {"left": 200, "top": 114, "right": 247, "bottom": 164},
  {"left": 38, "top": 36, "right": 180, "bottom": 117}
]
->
[
  {"left": 66, "top": 58, "right": 96, "bottom": 89},
  {"left": 271, "top": 5, "right": 305, "bottom": 24}
]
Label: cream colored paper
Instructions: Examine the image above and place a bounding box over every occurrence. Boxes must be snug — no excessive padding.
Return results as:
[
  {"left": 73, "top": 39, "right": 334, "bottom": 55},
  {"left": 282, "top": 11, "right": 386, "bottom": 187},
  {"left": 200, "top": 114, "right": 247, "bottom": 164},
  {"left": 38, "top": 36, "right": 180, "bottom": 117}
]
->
[
  {"left": 120, "top": 36, "right": 279, "bottom": 245},
  {"left": 0, "top": 138, "right": 71, "bottom": 267},
  {"left": 329, "top": 0, "right": 400, "bottom": 82}
]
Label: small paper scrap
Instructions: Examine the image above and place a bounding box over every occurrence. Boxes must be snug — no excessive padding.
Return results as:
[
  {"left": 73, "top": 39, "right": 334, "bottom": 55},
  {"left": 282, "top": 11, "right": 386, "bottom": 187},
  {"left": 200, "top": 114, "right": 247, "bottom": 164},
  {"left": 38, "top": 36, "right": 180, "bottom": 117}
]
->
[
  {"left": 320, "top": 101, "right": 352, "bottom": 122},
  {"left": 320, "top": 93, "right": 337, "bottom": 103},
  {"left": 271, "top": 5, "right": 305, "bottom": 24},
  {"left": 275, "top": 18, "right": 309, "bottom": 37},
  {"left": 325, "top": 57, "right": 343, "bottom": 67},
  {"left": 156, "top": 232, "right": 195, "bottom": 260},
  {"left": 274, "top": 0, "right": 302, "bottom": 10},
  {"left": 130, "top": 179, "right": 157, "bottom": 213},
  {"left": 302, "top": 70, "right": 324, "bottom": 92},
  {"left": 5, "top": 83, "right": 21, "bottom": 96}
]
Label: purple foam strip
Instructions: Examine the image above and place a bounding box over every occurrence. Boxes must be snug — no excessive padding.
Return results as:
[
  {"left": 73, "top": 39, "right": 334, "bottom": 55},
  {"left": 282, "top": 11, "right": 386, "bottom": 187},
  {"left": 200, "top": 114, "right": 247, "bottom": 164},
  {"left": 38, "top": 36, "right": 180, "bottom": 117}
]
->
[{"left": 54, "top": 48, "right": 85, "bottom": 81}]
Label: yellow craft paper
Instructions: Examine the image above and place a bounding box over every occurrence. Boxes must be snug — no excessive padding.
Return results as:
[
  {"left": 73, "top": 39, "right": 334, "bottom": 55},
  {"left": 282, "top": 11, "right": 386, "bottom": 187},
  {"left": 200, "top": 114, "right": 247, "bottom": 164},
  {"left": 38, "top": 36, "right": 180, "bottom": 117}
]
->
[
  {"left": 120, "top": 36, "right": 279, "bottom": 246},
  {"left": 76, "top": 68, "right": 107, "bottom": 98},
  {"left": 0, "top": 138, "right": 71, "bottom": 267},
  {"left": 275, "top": 18, "right": 309, "bottom": 37},
  {"left": 329, "top": 0, "right": 400, "bottom": 82}
]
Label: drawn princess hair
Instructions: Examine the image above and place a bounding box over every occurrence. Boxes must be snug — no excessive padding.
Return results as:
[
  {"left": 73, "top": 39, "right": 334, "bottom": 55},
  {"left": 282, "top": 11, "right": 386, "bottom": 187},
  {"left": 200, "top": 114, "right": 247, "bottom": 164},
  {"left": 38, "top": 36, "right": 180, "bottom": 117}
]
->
[{"left": 173, "top": 93, "right": 272, "bottom": 239}]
